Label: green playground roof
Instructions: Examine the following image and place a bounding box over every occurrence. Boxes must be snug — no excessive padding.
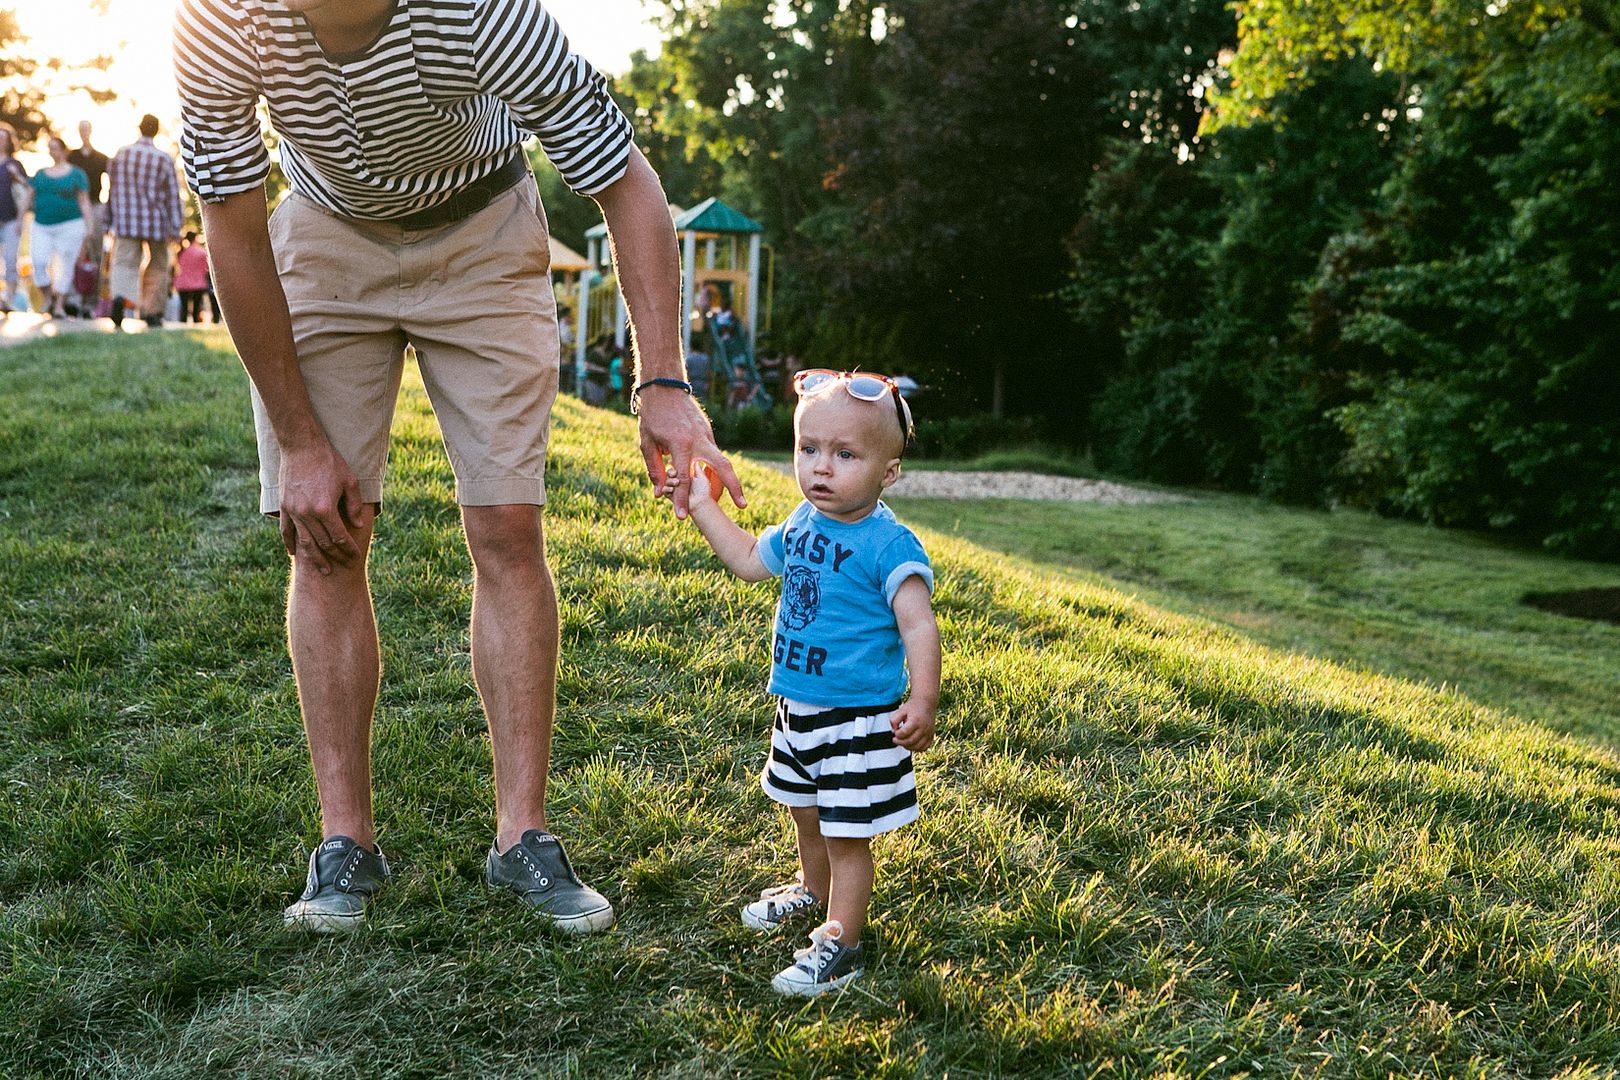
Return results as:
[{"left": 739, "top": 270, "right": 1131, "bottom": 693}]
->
[
  {"left": 585, "top": 197, "right": 763, "bottom": 240},
  {"left": 673, "top": 197, "right": 765, "bottom": 234}
]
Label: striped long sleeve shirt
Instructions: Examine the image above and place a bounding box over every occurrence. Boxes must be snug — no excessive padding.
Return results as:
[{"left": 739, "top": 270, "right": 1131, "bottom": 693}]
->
[
  {"left": 108, "top": 138, "right": 185, "bottom": 240},
  {"left": 173, "top": 0, "right": 635, "bottom": 220}
]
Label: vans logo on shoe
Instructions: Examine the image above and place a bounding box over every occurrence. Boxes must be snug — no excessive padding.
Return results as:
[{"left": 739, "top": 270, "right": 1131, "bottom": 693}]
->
[{"left": 322, "top": 840, "right": 348, "bottom": 853}]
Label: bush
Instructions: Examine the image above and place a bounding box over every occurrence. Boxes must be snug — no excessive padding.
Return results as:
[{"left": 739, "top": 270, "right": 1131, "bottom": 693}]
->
[
  {"left": 708, "top": 405, "right": 795, "bottom": 451},
  {"left": 708, "top": 402, "right": 1047, "bottom": 462}
]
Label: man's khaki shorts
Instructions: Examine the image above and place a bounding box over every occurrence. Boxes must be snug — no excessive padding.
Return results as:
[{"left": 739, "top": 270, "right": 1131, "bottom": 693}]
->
[{"left": 252, "top": 179, "right": 560, "bottom": 514}]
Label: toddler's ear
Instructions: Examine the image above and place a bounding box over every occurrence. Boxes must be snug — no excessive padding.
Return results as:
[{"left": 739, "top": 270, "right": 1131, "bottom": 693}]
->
[{"left": 881, "top": 458, "right": 902, "bottom": 489}]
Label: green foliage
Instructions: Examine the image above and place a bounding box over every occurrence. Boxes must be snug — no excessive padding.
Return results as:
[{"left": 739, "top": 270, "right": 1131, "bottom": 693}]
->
[
  {"left": 642, "top": 0, "right": 1618, "bottom": 552},
  {"left": 1065, "top": 0, "right": 1620, "bottom": 555},
  {"left": 795, "top": 0, "right": 1109, "bottom": 412},
  {"left": 1325, "top": 28, "right": 1620, "bottom": 555},
  {"left": 1071, "top": 59, "right": 1404, "bottom": 496},
  {"left": 1211, "top": 0, "right": 1593, "bottom": 127},
  {"left": 706, "top": 401, "right": 795, "bottom": 450},
  {"left": 907, "top": 414, "right": 1049, "bottom": 461},
  {"left": 649, "top": 1, "right": 1127, "bottom": 414}
]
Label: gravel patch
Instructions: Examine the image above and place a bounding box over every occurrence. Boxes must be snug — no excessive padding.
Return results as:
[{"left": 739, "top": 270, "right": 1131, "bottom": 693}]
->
[
  {"left": 762, "top": 462, "right": 1188, "bottom": 504},
  {"left": 889, "top": 469, "right": 1189, "bottom": 504}
]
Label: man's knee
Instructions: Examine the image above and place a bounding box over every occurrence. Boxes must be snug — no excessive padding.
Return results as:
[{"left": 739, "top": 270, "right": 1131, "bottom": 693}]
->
[{"left": 464, "top": 504, "right": 546, "bottom": 578}]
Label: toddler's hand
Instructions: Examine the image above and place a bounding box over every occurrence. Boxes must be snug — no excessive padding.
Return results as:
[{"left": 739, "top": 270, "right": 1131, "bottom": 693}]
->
[
  {"left": 890, "top": 701, "right": 935, "bottom": 752},
  {"left": 686, "top": 459, "right": 723, "bottom": 509}
]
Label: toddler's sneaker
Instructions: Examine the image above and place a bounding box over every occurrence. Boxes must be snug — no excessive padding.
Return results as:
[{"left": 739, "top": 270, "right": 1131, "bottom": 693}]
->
[
  {"left": 485, "top": 829, "right": 616, "bottom": 934},
  {"left": 771, "top": 920, "right": 865, "bottom": 997},
  {"left": 742, "top": 878, "right": 824, "bottom": 933},
  {"left": 283, "top": 835, "right": 391, "bottom": 933}
]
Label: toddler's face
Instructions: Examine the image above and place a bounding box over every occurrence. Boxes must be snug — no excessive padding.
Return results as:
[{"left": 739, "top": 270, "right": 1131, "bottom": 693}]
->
[{"left": 792, "top": 394, "right": 903, "bottom": 522}]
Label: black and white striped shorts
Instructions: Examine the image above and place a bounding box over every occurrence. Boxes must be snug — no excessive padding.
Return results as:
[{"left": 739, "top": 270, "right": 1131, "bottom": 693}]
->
[{"left": 759, "top": 697, "right": 919, "bottom": 839}]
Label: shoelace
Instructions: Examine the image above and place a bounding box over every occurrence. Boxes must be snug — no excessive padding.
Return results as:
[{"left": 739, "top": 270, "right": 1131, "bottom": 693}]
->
[
  {"left": 761, "top": 883, "right": 816, "bottom": 918},
  {"left": 792, "top": 923, "right": 844, "bottom": 973}
]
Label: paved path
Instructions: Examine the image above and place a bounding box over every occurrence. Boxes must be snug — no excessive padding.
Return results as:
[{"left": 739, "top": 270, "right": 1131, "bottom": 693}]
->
[
  {"left": 762, "top": 459, "right": 1187, "bottom": 505},
  {"left": 0, "top": 311, "right": 181, "bottom": 346}
]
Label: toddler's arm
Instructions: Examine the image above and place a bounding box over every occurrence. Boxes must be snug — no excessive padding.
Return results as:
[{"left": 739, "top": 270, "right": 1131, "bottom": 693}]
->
[
  {"left": 687, "top": 466, "right": 773, "bottom": 581},
  {"left": 890, "top": 575, "right": 940, "bottom": 752}
]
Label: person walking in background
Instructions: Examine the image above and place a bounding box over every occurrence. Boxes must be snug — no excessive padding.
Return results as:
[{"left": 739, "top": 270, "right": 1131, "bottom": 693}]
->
[
  {"left": 107, "top": 114, "right": 183, "bottom": 329},
  {"left": 0, "top": 123, "right": 29, "bottom": 314},
  {"left": 174, "top": 231, "right": 212, "bottom": 323},
  {"left": 68, "top": 121, "right": 110, "bottom": 239},
  {"left": 68, "top": 120, "right": 111, "bottom": 316},
  {"left": 28, "top": 136, "right": 94, "bottom": 320}
]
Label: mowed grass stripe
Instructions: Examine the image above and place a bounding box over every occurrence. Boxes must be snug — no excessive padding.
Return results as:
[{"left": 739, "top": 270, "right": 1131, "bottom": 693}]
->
[{"left": 2, "top": 332, "right": 1618, "bottom": 1078}]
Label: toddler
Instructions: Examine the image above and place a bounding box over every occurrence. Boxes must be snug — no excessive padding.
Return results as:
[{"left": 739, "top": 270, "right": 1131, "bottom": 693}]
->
[{"left": 686, "top": 368, "right": 940, "bottom": 996}]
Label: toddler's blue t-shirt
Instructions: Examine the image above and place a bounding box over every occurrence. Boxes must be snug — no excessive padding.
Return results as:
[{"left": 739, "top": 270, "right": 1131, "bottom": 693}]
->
[{"left": 757, "top": 500, "right": 933, "bottom": 706}]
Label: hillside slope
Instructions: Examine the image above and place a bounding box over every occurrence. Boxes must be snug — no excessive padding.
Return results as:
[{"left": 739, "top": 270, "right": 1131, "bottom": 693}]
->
[{"left": 2, "top": 333, "right": 1617, "bottom": 1078}]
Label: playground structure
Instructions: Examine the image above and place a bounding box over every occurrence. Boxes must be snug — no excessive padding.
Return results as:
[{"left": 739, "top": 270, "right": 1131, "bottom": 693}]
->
[{"left": 566, "top": 198, "right": 772, "bottom": 406}]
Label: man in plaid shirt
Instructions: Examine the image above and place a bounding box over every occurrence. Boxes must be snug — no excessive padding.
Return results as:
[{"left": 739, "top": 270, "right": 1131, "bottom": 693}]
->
[{"left": 108, "top": 114, "right": 184, "bottom": 328}]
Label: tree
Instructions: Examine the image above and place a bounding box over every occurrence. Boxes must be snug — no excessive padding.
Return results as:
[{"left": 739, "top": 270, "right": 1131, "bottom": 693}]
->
[
  {"left": 0, "top": 9, "right": 49, "bottom": 143},
  {"left": 800, "top": 0, "right": 1111, "bottom": 417}
]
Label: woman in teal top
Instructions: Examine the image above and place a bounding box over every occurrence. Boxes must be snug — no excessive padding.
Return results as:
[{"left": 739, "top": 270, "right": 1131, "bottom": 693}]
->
[{"left": 30, "top": 136, "right": 93, "bottom": 318}]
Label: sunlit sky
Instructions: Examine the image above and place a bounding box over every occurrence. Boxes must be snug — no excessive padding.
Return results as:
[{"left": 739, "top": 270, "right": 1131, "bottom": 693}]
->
[{"left": 12, "top": 0, "right": 661, "bottom": 161}]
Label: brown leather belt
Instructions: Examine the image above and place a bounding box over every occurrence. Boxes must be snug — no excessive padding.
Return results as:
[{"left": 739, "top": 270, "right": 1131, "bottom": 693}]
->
[{"left": 385, "top": 155, "right": 529, "bottom": 230}]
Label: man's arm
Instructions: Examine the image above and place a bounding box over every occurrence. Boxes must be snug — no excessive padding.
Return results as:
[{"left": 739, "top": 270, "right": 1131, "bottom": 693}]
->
[
  {"left": 591, "top": 147, "right": 745, "bottom": 520},
  {"left": 200, "top": 186, "right": 371, "bottom": 572}
]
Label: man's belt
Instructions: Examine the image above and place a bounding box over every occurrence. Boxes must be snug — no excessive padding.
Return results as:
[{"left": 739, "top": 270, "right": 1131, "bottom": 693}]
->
[{"left": 384, "top": 155, "right": 530, "bottom": 231}]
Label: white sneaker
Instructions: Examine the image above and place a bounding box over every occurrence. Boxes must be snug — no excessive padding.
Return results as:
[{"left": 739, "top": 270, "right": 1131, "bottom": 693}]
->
[
  {"left": 741, "top": 878, "right": 823, "bottom": 933},
  {"left": 770, "top": 920, "right": 865, "bottom": 997}
]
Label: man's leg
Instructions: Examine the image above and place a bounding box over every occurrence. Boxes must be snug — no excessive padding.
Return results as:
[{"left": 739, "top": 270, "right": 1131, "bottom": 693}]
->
[
  {"left": 288, "top": 516, "right": 380, "bottom": 847},
  {"left": 138, "top": 239, "right": 167, "bottom": 322},
  {"left": 107, "top": 235, "right": 143, "bottom": 325},
  {"left": 461, "top": 503, "right": 557, "bottom": 851}
]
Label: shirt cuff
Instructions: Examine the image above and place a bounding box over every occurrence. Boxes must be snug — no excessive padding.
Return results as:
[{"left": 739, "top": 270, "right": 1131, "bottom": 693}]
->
[
  {"left": 757, "top": 537, "right": 785, "bottom": 577},
  {"left": 884, "top": 562, "right": 934, "bottom": 605}
]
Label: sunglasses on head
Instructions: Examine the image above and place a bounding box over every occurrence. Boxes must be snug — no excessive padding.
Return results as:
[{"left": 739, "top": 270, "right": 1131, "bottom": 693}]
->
[{"left": 791, "top": 369, "right": 913, "bottom": 453}]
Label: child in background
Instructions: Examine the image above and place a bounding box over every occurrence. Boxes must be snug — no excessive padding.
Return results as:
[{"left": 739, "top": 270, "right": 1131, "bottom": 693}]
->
[
  {"left": 727, "top": 362, "right": 752, "bottom": 410},
  {"left": 684, "top": 368, "right": 941, "bottom": 996},
  {"left": 174, "top": 231, "right": 212, "bottom": 323}
]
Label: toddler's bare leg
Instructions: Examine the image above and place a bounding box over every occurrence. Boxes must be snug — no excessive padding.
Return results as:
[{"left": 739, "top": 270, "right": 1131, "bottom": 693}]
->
[
  {"left": 824, "top": 836, "right": 874, "bottom": 945},
  {"left": 790, "top": 805, "right": 831, "bottom": 900}
]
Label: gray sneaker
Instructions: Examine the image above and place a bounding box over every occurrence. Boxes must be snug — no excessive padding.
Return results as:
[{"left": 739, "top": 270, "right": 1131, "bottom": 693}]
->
[
  {"left": 283, "top": 835, "right": 391, "bottom": 933},
  {"left": 485, "top": 830, "right": 615, "bottom": 934},
  {"left": 771, "top": 920, "right": 865, "bottom": 996},
  {"left": 741, "top": 878, "right": 823, "bottom": 933}
]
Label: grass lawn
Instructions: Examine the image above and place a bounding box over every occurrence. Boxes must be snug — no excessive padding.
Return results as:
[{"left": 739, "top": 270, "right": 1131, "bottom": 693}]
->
[
  {"left": 887, "top": 487, "right": 1620, "bottom": 752},
  {"left": 3, "top": 332, "right": 1619, "bottom": 1078}
]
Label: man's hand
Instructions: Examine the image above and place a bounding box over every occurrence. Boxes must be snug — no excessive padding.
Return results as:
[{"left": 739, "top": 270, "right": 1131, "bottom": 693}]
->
[
  {"left": 277, "top": 442, "right": 373, "bottom": 574},
  {"left": 891, "top": 700, "right": 936, "bottom": 752},
  {"left": 637, "top": 387, "right": 745, "bottom": 519}
]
